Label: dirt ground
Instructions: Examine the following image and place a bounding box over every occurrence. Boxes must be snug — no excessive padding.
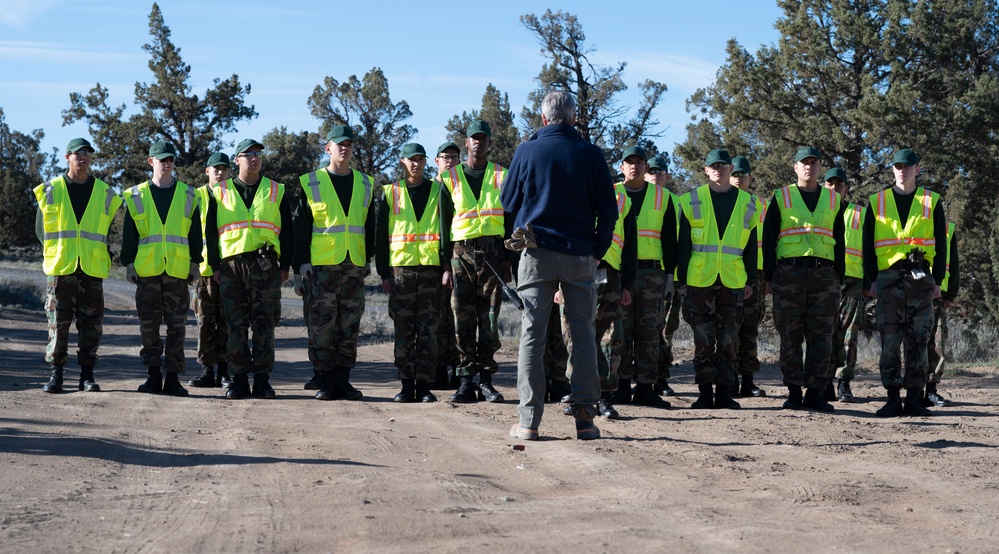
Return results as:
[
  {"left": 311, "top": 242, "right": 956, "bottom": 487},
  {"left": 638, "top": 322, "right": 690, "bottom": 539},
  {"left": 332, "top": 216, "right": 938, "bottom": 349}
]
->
[{"left": 2, "top": 278, "right": 998, "bottom": 554}]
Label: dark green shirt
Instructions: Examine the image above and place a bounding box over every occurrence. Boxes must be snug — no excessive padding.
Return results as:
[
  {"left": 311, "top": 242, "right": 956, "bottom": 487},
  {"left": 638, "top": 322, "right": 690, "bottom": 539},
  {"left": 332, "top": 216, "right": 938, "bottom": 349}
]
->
[
  {"left": 374, "top": 179, "right": 454, "bottom": 280},
  {"left": 625, "top": 184, "right": 678, "bottom": 274},
  {"left": 677, "top": 186, "right": 757, "bottom": 286}
]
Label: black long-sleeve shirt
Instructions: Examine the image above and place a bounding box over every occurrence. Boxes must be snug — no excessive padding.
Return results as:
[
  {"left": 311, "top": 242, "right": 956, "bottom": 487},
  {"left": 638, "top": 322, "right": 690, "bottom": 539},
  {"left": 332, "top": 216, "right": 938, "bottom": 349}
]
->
[
  {"left": 762, "top": 186, "right": 846, "bottom": 281},
  {"left": 619, "top": 212, "right": 638, "bottom": 291},
  {"left": 625, "top": 183, "right": 678, "bottom": 275},
  {"left": 292, "top": 169, "right": 376, "bottom": 271},
  {"left": 375, "top": 179, "right": 454, "bottom": 280},
  {"left": 677, "top": 186, "right": 757, "bottom": 286},
  {"left": 204, "top": 175, "right": 295, "bottom": 271},
  {"left": 120, "top": 182, "right": 203, "bottom": 267},
  {"left": 861, "top": 187, "right": 947, "bottom": 291}
]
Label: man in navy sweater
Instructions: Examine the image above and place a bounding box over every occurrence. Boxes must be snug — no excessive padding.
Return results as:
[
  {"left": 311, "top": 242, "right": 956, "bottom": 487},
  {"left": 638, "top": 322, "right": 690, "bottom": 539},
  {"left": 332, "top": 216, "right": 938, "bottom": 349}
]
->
[{"left": 501, "top": 90, "right": 618, "bottom": 441}]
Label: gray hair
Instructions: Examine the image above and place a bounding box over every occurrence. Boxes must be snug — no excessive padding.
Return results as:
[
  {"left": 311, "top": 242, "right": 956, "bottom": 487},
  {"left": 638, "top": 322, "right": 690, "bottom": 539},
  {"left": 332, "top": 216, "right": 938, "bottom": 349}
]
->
[{"left": 542, "top": 91, "right": 576, "bottom": 125}]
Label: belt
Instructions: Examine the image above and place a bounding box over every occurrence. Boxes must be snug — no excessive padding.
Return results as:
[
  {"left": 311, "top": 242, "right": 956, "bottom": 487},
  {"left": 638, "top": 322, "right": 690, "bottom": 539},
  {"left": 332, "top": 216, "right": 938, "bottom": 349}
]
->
[
  {"left": 456, "top": 236, "right": 502, "bottom": 247},
  {"left": 890, "top": 260, "right": 930, "bottom": 271},
  {"left": 778, "top": 256, "right": 834, "bottom": 268},
  {"left": 637, "top": 260, "right": 663, "bottom": 269}
]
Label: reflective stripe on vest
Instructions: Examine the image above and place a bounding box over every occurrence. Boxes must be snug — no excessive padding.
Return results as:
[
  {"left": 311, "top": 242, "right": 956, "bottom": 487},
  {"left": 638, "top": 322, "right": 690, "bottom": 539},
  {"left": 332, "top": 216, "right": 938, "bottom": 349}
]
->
[
  {"left": 34, "top": 176, "right": 121, "bottom": 278},
  {"left": 446, "top": 163, "right": 506, "bottom": 240},
  {"left": 383, "top": 179, "right": 443, "bottom": 267},
  {"left": 301, "top": 169, "right": 371, "bottom": 266},
  {"left": 214, "top": 178, "right": 284, "bottom": 258},
  {"left": 635, "top": 184, "right": 668, "bottom": 263},
  {"left": 125, "top": 182, "right": 196, "bottom": 278},
  {"left": 602, "top": 183, "right": 632, "bottom": 271},
  {"left": 870, "top": 188, "right": 938, "bottom": 271},
  {"left": 682, "top": 185, "right": 755, "bottom": 288},
  {"left": 775, "top": 185, "right": 839, "bottom": 260}
]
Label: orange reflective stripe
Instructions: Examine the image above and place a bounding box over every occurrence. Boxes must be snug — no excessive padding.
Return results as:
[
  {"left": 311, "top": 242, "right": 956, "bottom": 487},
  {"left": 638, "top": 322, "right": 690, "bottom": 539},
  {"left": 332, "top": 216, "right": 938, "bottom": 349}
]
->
[
  {"left": 845, "top": 247, "right": 863, "bottom": 258},
  {"left": 828, "top": 189, "right": 837, "bottom": 209},
  {"left": 778, "top": 227, "right": 809, "bottom": 238},
  {"left": 781, "top": 186, "right": 792, "bottom": 209},
  {"left": 479, "top": 208, "right": 505, "bottom": 216},
  {"left": 455, "top": 210, "right": 479, "bottom": 221},
  {"left": 638, "top": 230, "right": 661, "bottom": 239},
  {"left": 218, "top": 221, "right": 249, "bottom": 235},
  {"left": 269, "top": 180, "right": 279, "bottom": 202},
  {"left": 612, "top": 233, "right": 624, "bottom": 248},
  {"left": 851, "top": 205, "right": 862, "bottom": 229},
  {"left": 389, "top": 233, "right": 441, "bottom": 243},
  {"left": 921, "top": 189, "right": 931, "bottom": 218},
  {"left": 392, "top": 182, "right": 403, "bottom": 215},
  {"left": 654, "top": 186, "right": 663, "bottom": 210},
  {"left": 617, "top": 193, "right": 626, "bottom": 214},
  {"left": 493, "top": 164, "right": 504, "bottom": 189},
  {"left": 874, "top": 237, "right": 936, "bottom": 249},
  {"left": 877, "top": 190, "right": 886, "bottom": 218}
]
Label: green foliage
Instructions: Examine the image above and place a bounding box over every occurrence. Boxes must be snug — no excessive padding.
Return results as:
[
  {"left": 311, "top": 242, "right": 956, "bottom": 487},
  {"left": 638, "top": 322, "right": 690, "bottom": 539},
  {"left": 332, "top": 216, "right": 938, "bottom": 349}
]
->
[
  {"left": 679, "top": 0, "right": 999, "bottom": 322},
  {"left": 62, "top": 3, "right": 257, "bottom": 188},
  {"left": 307, "top": 67, "right": 417, "bottom": 184},
  {"left": 0, "top": 108, "right": 56, "bottom": 246},
  {"left": 261, "top": 126, "right": 323, "bottom": 200},
  {"left": 519, "top": 10, "right": 669, "bottom": 167},
  {"left": 445, "top": 84, "right": 520, "bottom": 167}
]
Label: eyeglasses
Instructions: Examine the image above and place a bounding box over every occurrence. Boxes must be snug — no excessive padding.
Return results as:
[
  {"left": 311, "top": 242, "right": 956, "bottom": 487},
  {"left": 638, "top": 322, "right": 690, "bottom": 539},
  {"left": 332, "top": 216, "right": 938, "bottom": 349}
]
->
[
  {"left": 732, "top": 172, "right": 748, "bottom": 177},
  {"left": 437, "top": 154, "right": 460, "bottom": 162},
  {"left": 648, "top": 169, "right": 664, "bottom": 175},
  {"left": 238, "top": 151, "right": 264, "bottom": 158},
  {"left": 158, "top": 157, "right": 176, "bottom": 163},
  {"left": 70, "top": 150, "right": 93, "bottom": 158},
  {"left": 709, "top": 162, "right": 730, "bottom": 169}
]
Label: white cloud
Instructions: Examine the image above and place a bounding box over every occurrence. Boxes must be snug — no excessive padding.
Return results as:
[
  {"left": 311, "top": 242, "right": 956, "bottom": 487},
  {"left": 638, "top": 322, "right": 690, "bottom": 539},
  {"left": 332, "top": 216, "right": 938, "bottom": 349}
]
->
[
  {"left": 0, "top": 0, "right": 60, "bottom": 30},
  {"left": 0, "top": 40, "right": 141, "bottom": 63}
]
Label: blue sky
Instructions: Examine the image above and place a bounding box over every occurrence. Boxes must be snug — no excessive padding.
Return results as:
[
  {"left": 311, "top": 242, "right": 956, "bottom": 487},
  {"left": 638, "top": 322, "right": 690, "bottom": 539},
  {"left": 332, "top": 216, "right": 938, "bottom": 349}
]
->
[{"left": 1, "top": 0, "right": 784, "bottom": 165}]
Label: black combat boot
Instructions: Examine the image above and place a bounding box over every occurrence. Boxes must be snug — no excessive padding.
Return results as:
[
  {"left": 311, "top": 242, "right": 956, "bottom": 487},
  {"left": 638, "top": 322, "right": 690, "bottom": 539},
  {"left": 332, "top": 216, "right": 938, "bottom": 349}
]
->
[
  {"left": 138, "top": 367, "right": 163, "bottom": 394},
  {"left": 394, "top": 379, "right": 417, "bottom": 403},
  {"left": 42, "top": 365, "right": 63, "bottom": 393},
  {"left": 216, "top": 362, "right": 231, "bottom": 387},
  {"left": 333, "top": 368, "right": 363, "bottom": 400},
  {"left": 416, "top": 380, "right": 437, "bottom": 403},
  {"left": 78, "top": 365, "right": 100, "bottom": 392},
  {"left": 837, "top": 379, "right": 854, "bottom": 402},
  {"left": 450, "top": 376, "right": 478, "bottom": 403},
  {"left": 802, "top": 387, "right": 835, "bottom": 413},
  {"left": 904, "top": 387, "right": 932, "bottom": 416},
  {"left": 226, "top": 372, "right": 251, "bottom": 399},
  {"left": 691, "top": 384, "right": 714, "bottom": 409},
  {"left": 252, "top": 373, "right": 276, "bottom": 399},
  {"left": 304, "top": 370, "right": 321, "bottom": 390},
  {"left": 823, "top": 381, "right": 837, "bottom": 401},
  {"left": 547, "top": 379, "right": 571, "bottom": 404},
  {"left": 431, "top": 365, "right": 451, "bottom": 390},
  {"left": 783, "top": 385, "right": 803, "bottom": 409},
  {"left": 740, "top": 372, "right": 766, "bottom": 397},
  {"left": 875, "top": 387, "right": 903, "bottom": 417},
  {"left": 924, "top": 383, "right": 950, "bottom": 407},
  {"left": 657, "top": 379, "right": 676, "bottom": 396},
  {"left": 188, "top": 365, "right": 216, "bottom": 387},
  {"left": 477, "top": 372, "right": 504, "bottom": 403},
  {"left": 597, "top": 391, "right": 620, "bottom": 419},
  {"left": 609, "top": 378, "right": 632, "bottom": 404},
  {"left": 315, "top": 370, "right": 336, "bottom": 401},
  {"left": 163, "top": 371, "right": 190, "bottom": 397},
  {"left": 632, "top": 382, "right": 670, "bottom": 409},
  {"left": 714, "top": 383, "right": 741, "bottom": 410}
]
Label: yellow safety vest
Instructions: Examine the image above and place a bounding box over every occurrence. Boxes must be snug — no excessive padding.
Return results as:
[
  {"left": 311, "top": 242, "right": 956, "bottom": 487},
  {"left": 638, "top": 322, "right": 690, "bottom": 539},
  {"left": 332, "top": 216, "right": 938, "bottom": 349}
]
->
[
  {"left": 754, "top": 196, "right": 765, "bottom": 271},
  {"left": 33, "top": 176, "right": 121, "bottom": 278},
  {"left": 631, "top": 183, "right": 669, "bottom": 266},
  {"left": 124, "top": 181, "right": 197, "bottom": 279},
  {"left": 870, "top": 187, "right": 938, "bottom": 271},
  {"left": 681, "top": 185, "right": 757, "bottom": 289},
  {"left": 300, "top": 169, "right": 372, "bottom": 267},
  {"left": 843, "top": 203, "right": 865, "bottom": 279},
  {"left": 383, "top": 180, "right": 442, "bottom": 267},
  {"left": 940, "top": 222, "right": 956, "bottom": 293},
  {"left": 774, "top": 185, "right": 840, "bottom": 260},
  {"left": 602, "top": 182, "right": 632, "bottom": 271},
  {"left": 442, "top": 162, "right": 506, "bottom": 240},
  {"left": 214, "top": 177, "right": 284, "bottom": 259},
  {"left": 196, "top": 185, "right": 216, "bottom": 277}
]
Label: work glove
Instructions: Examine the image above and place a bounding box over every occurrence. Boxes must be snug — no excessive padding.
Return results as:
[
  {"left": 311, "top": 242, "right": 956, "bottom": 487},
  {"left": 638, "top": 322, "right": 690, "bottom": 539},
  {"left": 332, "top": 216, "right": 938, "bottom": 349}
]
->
[
  {"left": 299, "top": 263, "right": 314, "bottom": 279},
  {"left": 293, "top": 274, "right": 305, "bottom": 297},
  {"left": 504, "top": 222, "right": 538, "bottom": 251},
  {"left": 187, "top": 262, "right": 199, "bottom": 285},
  {"left": 126, "top": 263, "right": 139, "bottom": 285},
  {"left": 664, "top": 274, "right": 675, "bottom": 304}
]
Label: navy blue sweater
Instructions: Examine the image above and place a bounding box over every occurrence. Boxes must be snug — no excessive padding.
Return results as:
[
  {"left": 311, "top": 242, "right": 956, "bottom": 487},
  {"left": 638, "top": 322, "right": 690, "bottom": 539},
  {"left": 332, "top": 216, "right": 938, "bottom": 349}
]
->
[{"left": 500, "top": 124, "right": 618, "bottom": 258}]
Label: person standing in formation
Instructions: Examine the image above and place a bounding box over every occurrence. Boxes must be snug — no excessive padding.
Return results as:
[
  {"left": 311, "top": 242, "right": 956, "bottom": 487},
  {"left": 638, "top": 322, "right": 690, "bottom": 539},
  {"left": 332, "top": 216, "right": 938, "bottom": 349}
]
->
[
  {"left": 432, "top": 142, "right": 462, "bottom": 389},
  {"left": 204, "top": 138, "right": 293, "bottom": 400},
  {"left": 647, "top": 154, "right": 681, "bottom": 398},
  {"left": 188, "top": 152, "right": 232, "bottom": 389},
  {"left": 123, "top": 141, "right": 202, "bottom": 397},
  {"left": 35, "top": 138, "right": 122, "bottom": 394},
  {"left": 925, "top": 219, "right": 958, "bottom": 408}
]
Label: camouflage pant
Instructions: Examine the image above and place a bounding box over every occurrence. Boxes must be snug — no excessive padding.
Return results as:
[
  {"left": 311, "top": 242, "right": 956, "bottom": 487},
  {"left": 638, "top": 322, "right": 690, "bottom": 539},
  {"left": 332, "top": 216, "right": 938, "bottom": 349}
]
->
[
  {"left": 658, "top": 286, "right": 683, "bottom": 380},
  {"left": 135, "top": 274, "right": 190, "bottom": 373},
  {"left": 547, "top": 301, "right": 569, "bottom": 382},
  {"left": 833, "top": 277, "right": 865, "bottom": 381},
  {"left": 436, "top": 285, "right": 460, "bottom": 367},
  {"left": 301, "top": 282, "right": 315, "bottom": 364},
  {"left": 389, "top": 266, "right": 442, "bottom": 381},
  {"left": 194, "top": 276, "right": 227, "bottom": 366},
  {"left": 44, "top": 270, "right": 103, "bottom": 368},
  {"left": 308, "top": 263, "right": 365, "bottom": 371},
  {"left": 876, "top": 269, "right": 935, "bottom": 389},
  {"left": 736, "top": 275, "right": 765, "bottom": 374},
  {"left": 565, "top": 267, "right": 622, "bottom": 391},
  {"left": 772, "top": 264, "right": 840, "bottom": 389},
  {"left": 927, "top": 298, "right": 948, "bottom": 385},
  {"left": 682, "top": 284, "right": 743, "bottom": 385},
  {"left": 451, "top": 242, "right": 504, "bottom": 377},
  {"left": 620, "top": 266, "right": 666, "bottom": 384},
  {"left": 220, "top": 257, "right": 280, "bottom": 375}
]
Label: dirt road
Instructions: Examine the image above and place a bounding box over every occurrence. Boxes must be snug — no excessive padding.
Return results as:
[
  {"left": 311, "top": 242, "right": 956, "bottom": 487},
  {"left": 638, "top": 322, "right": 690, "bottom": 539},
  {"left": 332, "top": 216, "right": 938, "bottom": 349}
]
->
[{"left": 1, "top": 280, "right": 998, "bottom": 553}]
